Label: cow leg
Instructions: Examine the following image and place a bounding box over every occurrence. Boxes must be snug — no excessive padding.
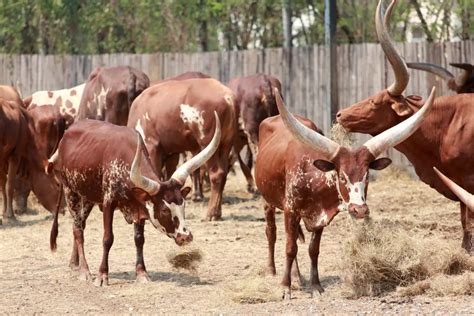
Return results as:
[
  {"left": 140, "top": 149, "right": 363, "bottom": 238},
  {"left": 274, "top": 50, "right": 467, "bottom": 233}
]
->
[
  {"left": 69, "top": 203, "right": 93, "bottom": 270},
  {"left": 281, "top": 211, "right": 299, "bottom": 300},
  {"left": 0, "top": 169, "right": 11, "bottom": 223},
  {"left": 13, "top": 177, "right": 30, "bottom": 215},
  {"left": 236, "top": 148, "right": 255, "bottom": 193},
  {"left": 3, "top": 157, "right": 20, "bottom": 223},
  {"left": 264, "top": 203, "right": 276, "bottom": 275},
  {"left": 461, "top": 203, "right": 474, "bottom": 253},
  {"left": 308, "top": 228, "right": 325, "bottom": 296},
  {"left": 192, "top": 168, "right": 204, "bottom": 201},
  {"left": 134, "top": 221, "right": 151, "bottom": 283},
  {"left": 95, "top": 203, "right": 115, "bottom": 287},
  {"left": 164, "top": 153, "right": 179, "bottom": 179},
  {"left": 206, "top": 149, "right": 229, "bottom": 221}
]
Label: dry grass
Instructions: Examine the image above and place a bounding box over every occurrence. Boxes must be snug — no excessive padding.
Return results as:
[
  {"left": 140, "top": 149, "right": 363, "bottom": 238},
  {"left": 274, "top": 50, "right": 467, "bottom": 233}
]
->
[
  {"left": 342, "top": 218, "right": 474, "bottom": 298},
  {"left": 398, "top": 273, "right": 474, "bottom": 297},
  {"left": 330, "top": 123, "right": 354, "bottom": 147},
  {"left": 227, "top": 269, "right": 282, "bottom": 304},
  {"left": 166, "top": 246, "right": 203, "bottom": 271}
]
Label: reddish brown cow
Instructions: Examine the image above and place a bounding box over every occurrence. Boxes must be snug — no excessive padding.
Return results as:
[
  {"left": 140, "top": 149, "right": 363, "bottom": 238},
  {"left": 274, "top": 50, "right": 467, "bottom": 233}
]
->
[
  {"left": 256, "top": 87, "right": 435, "bottom": 299},
  {"left": 128, "top": 78, "right": 236, "bottom": 221},
  {"left": 407, "top": 62, "right": 474, "bottom": 94},
  {"left": 228, "top": 74, "right": 282, "bottom": 192},
  {"left": 77, "top": 66, "right": 150, "bottom": 126},
  {"left": 49, "top": 117, "right": 220, "bottom": 285},
  {"left": 151, "top": 71, "right": 210, "bottom": 86},
  {"left": 336, "top": 0, "right": 474, "bottom": 252}
]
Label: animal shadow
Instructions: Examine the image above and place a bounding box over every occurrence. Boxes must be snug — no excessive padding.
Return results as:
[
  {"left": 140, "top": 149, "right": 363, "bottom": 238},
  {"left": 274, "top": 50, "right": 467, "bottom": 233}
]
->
[{"left": 109, "top": 270, "right": 212, "bottom": 287}]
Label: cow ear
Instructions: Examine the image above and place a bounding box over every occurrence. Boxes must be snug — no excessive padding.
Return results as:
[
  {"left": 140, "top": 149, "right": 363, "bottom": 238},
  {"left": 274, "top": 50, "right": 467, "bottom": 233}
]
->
[
  {"left": 313, "top": 159, "right": 335, "bottom": 172},
  {"left": 369, "top": 157, "right": 392, "bottom": 170},
  {"left": 391, "top": 102, "right": 413, "bottom": 117},
  {"left": 181, "top": 186, "right": 192, "bottom": 199},
  {"left": 131, "top": 188, "right": 151, "bottom": 202}
]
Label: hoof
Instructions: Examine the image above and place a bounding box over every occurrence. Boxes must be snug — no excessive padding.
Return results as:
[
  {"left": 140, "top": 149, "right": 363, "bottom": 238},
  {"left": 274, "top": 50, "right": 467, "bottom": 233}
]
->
[
  {"left": 136, "top": 272, "right": 151, "bottom": 284},
  {"left": 94, "top": 274, "right": 109, "bottom": 287},
  {"left": 192, "top": 195, "right": 203, "bottom": 202},
  {"left": 282, "top": 288, "right": 291, "bottom": 301},
  {"left": 14, "top": 208, "right": 26, "bottom": 215},
  {"left": 265, "top": 266, "right": 276, "bottom": 276},
  {"left": 69, "top": 262, "right": 79, "bottom": 271},
  {"left": 2, "top": 215, "right": 17, "bottom": 224},
  {"left": 246, "top": 185, "right": 255, "bottom": 194},
  {"left": 78, "top": 269, "right": 92, "bottom": 282},
  {"left": 310, "top": 284, "right": 325, "bottom": 297}
]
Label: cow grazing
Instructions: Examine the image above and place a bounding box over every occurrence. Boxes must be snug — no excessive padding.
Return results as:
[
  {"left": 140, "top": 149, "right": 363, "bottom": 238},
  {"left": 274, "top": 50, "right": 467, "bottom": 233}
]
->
[
  {"left": 128, "top": 78, "right": 236, "bottom": 221},
  {"left": 407, "top": 62, "right": 474, "bottom": 94},
  {"left": 49, "top": 116, "right": 220, "bottom": 285},
  {"left": 151, "top": 71, "right": 210, "bottom": 86},
  {"left": 336, "top": 0, "right": 474, "bottom": 252},
  {"left": 228, "top": 74, "right": 282, "bottom": 192},
  {"left": 77, "top": 66, "right": 150, "bottom": 126},
  {"left": 24, "top": 83, "right": 85, "bottom": 126},
  {"left": 256, "top": 86, "right": 435, "bottom": 299}
]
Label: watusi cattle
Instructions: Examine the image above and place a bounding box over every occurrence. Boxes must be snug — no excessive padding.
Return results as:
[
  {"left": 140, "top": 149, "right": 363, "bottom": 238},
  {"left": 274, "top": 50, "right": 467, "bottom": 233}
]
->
[
  {"left": 127, "top": 78, "right": 236, "bottom": 221},
  {"left": 336, "top": 0, "right": 474, "bottom": 252},
  {"left": 255, "top": 86, "right": 435, "bottom": 299},
  {"left": 49, "top": 114, "right": 220, "bottom": 285},
  {"left": 150, "top": 71, "right": 210, "bottom": 86},
  {"left": 77, "top": 66, "right": 150, "bottom": 126}
]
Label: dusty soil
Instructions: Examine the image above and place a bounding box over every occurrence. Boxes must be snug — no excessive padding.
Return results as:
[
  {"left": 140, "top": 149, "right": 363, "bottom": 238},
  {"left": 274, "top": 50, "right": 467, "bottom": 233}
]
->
[{"left": 0, "top": 168, "right": 472, "bottom": 314}]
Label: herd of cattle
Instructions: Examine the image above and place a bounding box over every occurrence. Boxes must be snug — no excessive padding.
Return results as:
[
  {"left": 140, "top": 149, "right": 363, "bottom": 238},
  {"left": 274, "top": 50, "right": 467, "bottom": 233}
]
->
[{"left": 0, "top": 0, "right": 473, "bottom": 299}]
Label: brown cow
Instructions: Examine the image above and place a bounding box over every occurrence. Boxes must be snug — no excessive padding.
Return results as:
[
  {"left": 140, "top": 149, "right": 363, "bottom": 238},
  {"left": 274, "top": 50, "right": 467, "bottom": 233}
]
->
[
  {"left": 228, "top": 74, "right": 281, "bottom": 192},
  {"left": 407, "top": 62, "right": 474, "bottom": 94},
  {"left": 128, "top": 78, "right": 236, "bottom": 221},
  {"left": 49, "top": 116, "right": 220, "bottom": 285},
  {"left": 77, "top": 66, "right": 150, "bottom": 126},
  {"left": 151, "top": 71, "right": 210, "bottom": 86},
  {"left": 336, "top": 0, "right": 474, "bottom": 252},
  {"left": 0, "top": 85, "right": 23, "bottom": 107},
  {"left": 256, "top": 86, "right": 435, "bottom": 299}
]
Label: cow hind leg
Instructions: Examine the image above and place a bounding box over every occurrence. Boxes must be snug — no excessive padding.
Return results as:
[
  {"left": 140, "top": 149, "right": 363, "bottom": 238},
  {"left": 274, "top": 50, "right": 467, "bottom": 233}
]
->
[
  {"left": 281, "top": 211, "right": 299, "bottom": 300},
  {"left": 460, "top": 203, "right": 474, "bottom": 254},
  {"left": 192, "top": 168, "right": 204, "bottom": 201},
  {"left": 206, "top": 149, "right": 230, "bottom": 221},
  {"left": 95, "top": 203, "right": 115, "bottom": 287},
  {"left": 308, "top": 228, "right": 325, "bottom": 296},
  {"left": 236, "top": 148, "right": 255, "bottom": 193},
  {"left": 13, "top": 177, "right": 30, "bottom": 215},
  {"left": 2, "top": 158, "right": 20, "bottom": 223},
  {"left": 134, "top": 221, "right": 151, "bottom": 283},
  {"left": 264, "top": 203, "right": 276, "bottom": 275}
]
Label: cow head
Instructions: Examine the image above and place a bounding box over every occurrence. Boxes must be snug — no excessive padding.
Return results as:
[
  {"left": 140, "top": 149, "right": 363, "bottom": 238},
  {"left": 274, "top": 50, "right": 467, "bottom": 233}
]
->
[
  {"left": 129, "top": 112, "right": 221, "bottom": 245},
  {"left": 337, "top": 0, "right": 414, "bottom": 135},
  {"left": 275, "top": 82, "right": 435, "bottom": 219}
]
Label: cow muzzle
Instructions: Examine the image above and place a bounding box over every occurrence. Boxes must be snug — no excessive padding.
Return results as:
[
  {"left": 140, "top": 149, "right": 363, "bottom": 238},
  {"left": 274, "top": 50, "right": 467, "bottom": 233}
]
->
[
  {"left": 174, "top": 231, "right": 193, "bottom": 246},
  {"left": 348, "top": 204, "right": 369, "bottom": 219}
]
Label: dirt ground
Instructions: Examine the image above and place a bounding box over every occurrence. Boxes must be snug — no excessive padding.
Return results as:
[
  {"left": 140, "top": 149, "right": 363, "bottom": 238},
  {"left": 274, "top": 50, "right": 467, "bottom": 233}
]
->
[{"left": 0, "top": 168, "right": 472, "bottom": 314}]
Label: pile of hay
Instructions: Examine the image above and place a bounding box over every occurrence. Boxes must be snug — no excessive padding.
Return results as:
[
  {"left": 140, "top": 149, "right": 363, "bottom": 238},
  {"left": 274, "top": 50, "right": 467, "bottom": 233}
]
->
[
  {"left": 342, "top": 219, "right": 474, "bottom": 297},
  {"left": 166, "top": 247, "right": 203, "bottom": 271},
  {"left": 330, "top": 123, "right": 353, "bottom": 147},
  {"left": 227, "top": 269, "right": 282, "bottom": 304}
]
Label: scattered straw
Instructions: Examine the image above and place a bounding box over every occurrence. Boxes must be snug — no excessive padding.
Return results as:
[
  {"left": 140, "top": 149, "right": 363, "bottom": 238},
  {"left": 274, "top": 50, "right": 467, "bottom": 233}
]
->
[
  {"left": 330, "top": 123, "right": 353, "bottom": 147},
  {"left": 398, "top": 273, "right": 474, "bottom": 297},
  {"left": 341, "top": 219, "right": 474, "bottom": 297},
  {"left": 228, "top": 271, "right": 282, "bottom": 304},
  {"left": 166, "top": 247, "right": 203, "bottom": 271}
]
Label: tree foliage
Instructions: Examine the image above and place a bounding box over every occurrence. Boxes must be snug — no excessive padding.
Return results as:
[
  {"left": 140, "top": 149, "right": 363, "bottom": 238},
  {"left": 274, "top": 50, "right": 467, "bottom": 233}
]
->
[{"left": 0, "top": 0, "right": 471, "bottom": 54}]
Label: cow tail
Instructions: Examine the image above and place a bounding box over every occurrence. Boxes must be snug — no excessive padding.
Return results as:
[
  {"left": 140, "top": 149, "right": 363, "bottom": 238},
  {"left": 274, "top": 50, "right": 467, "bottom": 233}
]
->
[
  {"left": 50, "top": 183, "right": 63, "bottom": 252},
  {"left": 297, "top": 223, "right": 305, "bottom": 243}
]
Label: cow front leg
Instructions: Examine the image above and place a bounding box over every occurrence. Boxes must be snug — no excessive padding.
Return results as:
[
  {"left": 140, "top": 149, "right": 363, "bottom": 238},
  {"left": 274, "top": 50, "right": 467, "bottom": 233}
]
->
[
  {"left": 95, "top": 204, "right": 115, "bottom": 287},
  {"left": 134, "top": 221, "right": 151, "bottom": 283},
  {"left": 206, "top": 151, "right": 229, "bottom": 221},
  {"left": 192, "top": 168, "right": 204, "bottom": 202},
  {"left": 13, "top": 177, "right": 30, "bottom": 215},
  {"left": 308, "top": 228, "right": 325, "bottom": 296},
  {"left": 236, "top": 148, "right": 255, "bottom": 193},
  {"left": 281, "top": 211, "right": 298, "bottom": 300},
  {"left": 264, "top": 203, "right": 276, "bottom": 275},
  {"left": 461, "top": 203, "right": 474, "bottom": 254}
]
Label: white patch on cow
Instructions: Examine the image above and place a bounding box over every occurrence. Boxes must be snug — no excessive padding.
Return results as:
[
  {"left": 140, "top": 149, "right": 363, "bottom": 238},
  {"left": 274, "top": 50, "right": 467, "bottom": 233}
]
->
[
  {"left": 102, "top": 159, "right": 129, "bottom": 202},
  {"left": 316, "top": 212, "right": 328, "bottom": 226},
  {"left": 135, "top": 119, "right": 145, "bottom": 140},
  {"left": 324, "top": 170, "right": 337, "bottom": 187},
  {"left": 164, "top": 200, "right": 189, "bottom": 238},
  {"left": 341, "top": 171, "right": 367, "bottom": 206},
  {"left": 145, "top": 202, "right": 167, "bottom": 234},
  {"left": 285, "top": 163, "right": 306, "bottom": 211},
  {"left": 179, "top": 104, "right": 205, "bottom": 140},
  {"left": 144, "top": 112, "right": 151, "bottom": 121}
]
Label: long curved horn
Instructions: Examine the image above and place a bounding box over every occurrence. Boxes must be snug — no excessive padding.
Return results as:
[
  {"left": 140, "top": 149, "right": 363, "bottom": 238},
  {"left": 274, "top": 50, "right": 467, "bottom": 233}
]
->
[
  {"left": 376, "top": 0, "right": 409, "bottom": 96},
  {"left": 171, "top": 111, "right": 221, "bottom": 185},
  {"left": 434, "top": 167, "right": 474, "bottom": 210},
  {"left": 450, "top": 63, "right": 473, "bottom": 88},
  {"left": 130, "top": 133, "right": 160, "bottom": 195},
  {"left": 274, "top": 87, "right": 340, "bottom": 161},
  {"left": 406, "top": 62, "right": 454, "bottom": 81},
  {"left": 383, "top": 0, "right": 396, "bottom": 27},
  {"left": 364, "top": 86, "right": 436, "bottom": 158}
]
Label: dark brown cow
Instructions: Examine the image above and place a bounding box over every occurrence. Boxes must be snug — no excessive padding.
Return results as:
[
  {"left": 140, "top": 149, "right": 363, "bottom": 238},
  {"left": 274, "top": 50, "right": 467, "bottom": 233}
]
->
[
  {"left": 256, "top": 87, "right": 435, "bottom": 299},
  {"left": 336, "top": 0, "right": 474, "bottom": 252},
  {"left": 77, "top": 66, "right": 150, "bottom": 126},
  {"left": 228, "top": 74, "right": 282, "bottom": 192},
  {"left": 49, "top": 117, "right": 220, "bottom": 285},
  {"left": 150, "top": 71, "right": 210, "bottom": 86},
  {"left": 407, "top": 62, "right": 474, "bottom": 94},
  {"left": 128, "top": 78, "right": 236, "bottom": 221}
]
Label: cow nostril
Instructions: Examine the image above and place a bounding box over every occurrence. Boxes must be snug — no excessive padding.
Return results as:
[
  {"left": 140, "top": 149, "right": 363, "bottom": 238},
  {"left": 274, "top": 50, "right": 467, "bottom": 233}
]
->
[{"left": 336, "top": 112, "right": 342, "bottom": 118}]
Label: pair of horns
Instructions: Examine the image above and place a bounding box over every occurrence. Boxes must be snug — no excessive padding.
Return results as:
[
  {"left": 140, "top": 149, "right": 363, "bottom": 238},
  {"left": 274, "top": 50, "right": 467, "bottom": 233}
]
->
[
  {"left": 275, "top": 86, "right": 435, "bottom": 160},
  {"left": 130, "top": 111, "right": 221, "bottom": 195},
  {"left": 376, "top": 0, "right": 409, "bottom": 96},
  {"left": 407, "top": 62, "right": 473, "bottom": 92},
  {"left": 434, "top": 168, "right": 474, "bottom": 210}
]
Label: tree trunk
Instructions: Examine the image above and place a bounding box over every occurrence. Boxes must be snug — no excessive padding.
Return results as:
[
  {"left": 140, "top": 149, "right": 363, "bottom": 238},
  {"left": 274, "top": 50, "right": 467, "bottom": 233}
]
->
[
  {"left": 282, "top": 0, "right": 292, "bottom": 48},
  {"left": 409, "top": 0, "right": 434, "bottom": 42}
]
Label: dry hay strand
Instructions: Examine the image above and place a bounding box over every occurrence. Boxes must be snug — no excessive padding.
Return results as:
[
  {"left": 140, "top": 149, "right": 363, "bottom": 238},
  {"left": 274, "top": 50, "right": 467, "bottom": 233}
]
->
[
  {"left": 398, "top": 272, "right": 474, "bottom": 297},
  {"left": 341, "top": 219, "right": 474, "bottom": 298},
  {"left": 227, "top": 268, "right": 282, "bottom": 304},
  {"left": 330, "top": 123, "right": 354, "bottom": 147},
  {"left": 166, "top": 246, "right": 203, "bottom": 271}
]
